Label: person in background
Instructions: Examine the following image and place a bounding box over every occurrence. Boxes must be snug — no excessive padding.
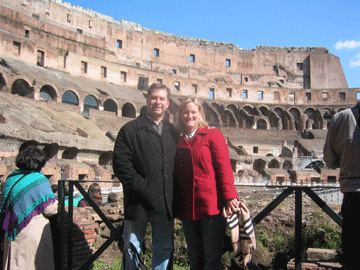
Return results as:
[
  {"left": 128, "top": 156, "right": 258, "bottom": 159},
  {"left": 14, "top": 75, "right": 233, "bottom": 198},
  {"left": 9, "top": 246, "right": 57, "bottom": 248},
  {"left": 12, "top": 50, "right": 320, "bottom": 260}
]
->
[
  {"left": 175, "top": 97, "right": 240, "bottom": 270},
  {"left": 103, "top": 192, "right": 118, "bottom": 206},
  {"left": 78, "top": 183, "right": 102, "bottom": 207},
  {"left": 51, "top": 184, "right": 58, "bottom": 196},
  {"left": 323, "top": 102, "right": 360, "bottom": 270},
  {"left": 0, "top": 148, "right": 58, "bottom": 270},
  {"left": 113, "top": 83, "right": 179, "bottom": 270}
]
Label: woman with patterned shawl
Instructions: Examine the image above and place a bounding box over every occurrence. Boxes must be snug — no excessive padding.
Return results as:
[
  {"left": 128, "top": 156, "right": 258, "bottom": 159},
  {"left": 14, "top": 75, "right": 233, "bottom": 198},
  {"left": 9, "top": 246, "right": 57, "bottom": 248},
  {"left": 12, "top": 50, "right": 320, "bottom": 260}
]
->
[{"left": 1, "top": 148, "right": 58, "bottom": 270}]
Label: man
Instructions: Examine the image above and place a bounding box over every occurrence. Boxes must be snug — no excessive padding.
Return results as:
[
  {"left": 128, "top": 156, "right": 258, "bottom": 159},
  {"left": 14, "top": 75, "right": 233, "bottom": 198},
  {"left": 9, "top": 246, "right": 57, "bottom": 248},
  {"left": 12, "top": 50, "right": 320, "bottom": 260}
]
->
[
  {"left": 323, "top": 101, "right": 360, "bottom": 270},
  {"left": 113, "top": 83, "right": 179, "bottom": 270}
]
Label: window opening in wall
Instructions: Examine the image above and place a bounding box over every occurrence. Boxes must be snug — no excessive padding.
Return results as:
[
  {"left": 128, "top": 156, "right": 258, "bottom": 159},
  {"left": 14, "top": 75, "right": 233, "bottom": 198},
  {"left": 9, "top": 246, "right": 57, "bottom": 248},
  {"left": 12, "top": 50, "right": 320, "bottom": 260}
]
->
[
  {"left": 306, "top": 92, "right": 311, "bottom": 101},
  {"left": 289, "top": 93, "right": 295, "bottom": 105},
  {"left": 137, "top": 76, "right": 149, "bottom": 90},
  {"left": 37, "top": 50, "right": 45, "bottom": 67},
  {"left": 244, "top": 77, "right": 248, "bottom": 82},
  {"left": 190, "top": 54, "right": 195, "bottom": 63},
  {"left": 154, "top": 48, "right": 160, "bottom": 57},
  {"left": 226, "top": 88, "right": 232, "bottom": 97},
  {"left": 89, "top": 20, "right": 93, "bottom": 28},
  {"left": 32, "top": 14, "right": 39, "bottom": 19},
  {"left": 77, "top": 28, "right": 83, "bottom": 34},
  {"left": 253, "top": 146, "right": 259, "bottom": 154},
  {"left": 280, "top": 79, "right": 284, "bottom": 84},
  {"left": 101, "top": 66, "right": 107, "bottom": 78},
  {"left": 172, "top": 69, "right": 177, "bottom": 75},
  {"left": 274, "top": 91, "right": 280, "bottom": 100},
  {"left": 117, "top": 40, "right": 123, "bottom": 49},
  {"left": 157, "top": 78, "right": 162, "bottom": 83},
  {"left": 226, "top": 59, "right": 231, "bottom": 67},
  {"left": 136, "top": 63, "right": 140, "bottom": 68},
  {"left": 322, "top": 92, "right": 328, "bottom": 100},
  {"left": 192, "top": 84, "right": 198, "bottom": 94},
  {"left": 357, "top": 92, "right": 360, "bottom": 100},
  {"left": 13, "top": 41, "right": 21, "bottom": 54},
  {"left": 242, "top": 90, "right": 248, "bottom": 99},
  {"left": 297, "top": 63, "right": 303, "bottom": 71},
  {"left": 25, "top": 30, "right": 29, "bottom": 38},
  {"left": 258, "top": 91, "right": 263, "bottom": 99},
  {"left": 67, "top": 13, "right": 71, "bottom": 22},
  {"left": 340, "top": 92, "right": 346, "bottom": 101},
  {"left": 81, "top": 61, "right": 88, "bottom": 73},
  {"left": 175, "top": 81, "right": 180, "bottom": 91},
  {"left": 209, "top": 88, "right": 215, "bottom": 100}
]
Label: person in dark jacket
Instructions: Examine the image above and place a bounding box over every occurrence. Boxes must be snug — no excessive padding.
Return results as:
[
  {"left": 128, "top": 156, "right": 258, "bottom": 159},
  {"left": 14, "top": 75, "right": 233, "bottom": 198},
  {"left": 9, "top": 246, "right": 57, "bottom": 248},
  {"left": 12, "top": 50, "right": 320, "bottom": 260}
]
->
[{"left": 113, "top": 83, "right": 179, "bottom": 270}]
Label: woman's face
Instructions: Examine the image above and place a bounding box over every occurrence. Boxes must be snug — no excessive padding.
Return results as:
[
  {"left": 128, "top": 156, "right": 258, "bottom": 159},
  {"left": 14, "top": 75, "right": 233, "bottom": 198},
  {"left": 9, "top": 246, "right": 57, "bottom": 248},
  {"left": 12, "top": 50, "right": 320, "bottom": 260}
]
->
[{"left": 180, "top": 102, "right": 202, "bottom": 133}]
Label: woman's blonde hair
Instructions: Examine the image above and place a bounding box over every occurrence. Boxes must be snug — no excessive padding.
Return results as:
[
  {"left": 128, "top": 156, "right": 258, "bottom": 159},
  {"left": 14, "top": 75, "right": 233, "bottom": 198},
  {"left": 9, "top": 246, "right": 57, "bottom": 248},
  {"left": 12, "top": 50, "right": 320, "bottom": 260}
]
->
[{"left": 177, "top": 96, "right": 208, "bottom": 133}]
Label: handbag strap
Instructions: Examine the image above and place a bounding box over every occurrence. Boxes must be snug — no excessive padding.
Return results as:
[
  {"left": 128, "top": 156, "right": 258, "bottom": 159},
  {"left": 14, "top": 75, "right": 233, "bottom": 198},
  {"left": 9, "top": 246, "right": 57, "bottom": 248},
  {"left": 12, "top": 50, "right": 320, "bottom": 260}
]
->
[{"left": 0, "top": 174, "right": 27, "bottom": 214}]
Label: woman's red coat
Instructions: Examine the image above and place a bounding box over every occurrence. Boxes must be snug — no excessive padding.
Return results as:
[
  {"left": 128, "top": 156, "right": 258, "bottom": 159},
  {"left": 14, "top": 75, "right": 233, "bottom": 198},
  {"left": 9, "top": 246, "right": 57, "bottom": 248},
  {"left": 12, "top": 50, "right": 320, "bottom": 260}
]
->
[{"left": 175, "top": 127, "right": 238, "bottom": 221}]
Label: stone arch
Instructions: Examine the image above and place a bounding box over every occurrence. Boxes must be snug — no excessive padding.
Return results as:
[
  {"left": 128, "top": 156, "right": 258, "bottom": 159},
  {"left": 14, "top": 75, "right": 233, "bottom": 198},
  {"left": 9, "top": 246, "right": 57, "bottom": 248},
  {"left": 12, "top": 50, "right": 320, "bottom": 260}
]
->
[
  {"left": 268, "top": 159, "right": 280, "bottom": 168},
  {"left": 40, "top": 85, "right": 57, "bottom": 101},
  {"left": 122, "top": 102, "right": 136, "bottom": 118},
  {"left": 274, "top": 106, "right": 291, "bottom": 130},
  {"left": 259, "top": 105, "right": 270, "bottom": 117},
  {"left": 253, "top": 159, "right": 266, "bottom": 175},
  {"left": 304, "top": 107, "right": 318, "bottom": 129},
  {"left": 289, "top": 107, "right": 301, "bottom": 130},
  {"left": 12, "top": 78, "right": 33, "bottom": 98},
  {"left": 62, "top": 90, "right": 79, "bottom": 106},
  {"left": 103, "top": 99, "right": 118, "bottom": 115},
  {"left": 62, "top": 147, "right": 78, "bottom": 159},
  {"left": 242, "top": 105, "right": 254, "bottom": 115},
  {"left": 239, "top": 105, "right": 255, "bottom": 129},
  {"left": 42, "top": 143, "right": 59, "bottom": 160},
  {"left": 283, "top": 160, "right": 293, "bottom": 170},
  {"left": 226, "top": 104, "right": 238, "bottom": 115},
  {"left": 211, "top": 102, "right": 222, "bottom": 114},
  {"left": 256, "top": 119, "right": 268, "bottom": 130},
  {"left": 322, "top": 107, "right": 333, "bottom": 129},
  {"left": 84, "top": 95, "right": 99, "bottom": 111},
  {"left": 99, "top": 151, "right": 113, "bottom": 166}
]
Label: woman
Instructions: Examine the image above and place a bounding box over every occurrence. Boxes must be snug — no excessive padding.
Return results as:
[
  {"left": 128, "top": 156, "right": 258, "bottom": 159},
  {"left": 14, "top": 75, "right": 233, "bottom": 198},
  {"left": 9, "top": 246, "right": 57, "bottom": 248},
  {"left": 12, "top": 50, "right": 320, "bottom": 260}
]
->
[
  {"left": 78, "top": 183, "right": 102, "bottom": 207},
  {"left": 0, "top": 148, "right": 58, "bottom": 270},
  {"left": 175, "top": 97, "right": 240, "bottom": 270}
]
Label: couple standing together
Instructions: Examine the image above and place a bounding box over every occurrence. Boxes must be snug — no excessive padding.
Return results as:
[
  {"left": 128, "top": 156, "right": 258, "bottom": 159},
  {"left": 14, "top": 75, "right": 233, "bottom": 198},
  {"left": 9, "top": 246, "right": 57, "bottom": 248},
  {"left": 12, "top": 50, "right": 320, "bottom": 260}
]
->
[{"left": 113, "top": 83, "right": 240, "bottom": 270}]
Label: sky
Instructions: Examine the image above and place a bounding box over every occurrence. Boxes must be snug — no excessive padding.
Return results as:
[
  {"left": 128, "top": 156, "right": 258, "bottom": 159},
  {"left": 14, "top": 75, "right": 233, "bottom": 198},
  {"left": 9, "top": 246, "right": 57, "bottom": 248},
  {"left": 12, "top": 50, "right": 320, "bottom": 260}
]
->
[{"left": 67, "top": 0, "right": 360, "bottom": 88}]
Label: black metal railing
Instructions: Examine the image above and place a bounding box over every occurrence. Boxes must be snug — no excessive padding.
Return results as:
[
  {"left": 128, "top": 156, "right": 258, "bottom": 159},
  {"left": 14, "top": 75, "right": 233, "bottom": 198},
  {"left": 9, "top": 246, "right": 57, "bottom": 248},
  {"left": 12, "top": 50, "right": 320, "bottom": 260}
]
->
[
  {"left": 251, "top": 185, "right": 342, "bottom": 270},
  {"left": 58, "top": 180, "right": 122, "bottom": 270},
  {"left": 57, "top": 181, "right": 342, "bottom": 270}
]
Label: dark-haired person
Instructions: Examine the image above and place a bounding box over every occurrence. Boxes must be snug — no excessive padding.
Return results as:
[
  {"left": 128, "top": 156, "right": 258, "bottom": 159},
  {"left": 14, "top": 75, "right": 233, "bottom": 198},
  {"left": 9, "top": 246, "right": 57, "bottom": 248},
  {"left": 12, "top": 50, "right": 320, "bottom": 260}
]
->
[
  {"left": 113, "top": 83, "right": 179, "bottom": 270},
  {"left": 0, "top": 148, "right": 58, "bottom": 270},
  {"left": 78, "top": 183, "right": 103, "bottom": 207}
]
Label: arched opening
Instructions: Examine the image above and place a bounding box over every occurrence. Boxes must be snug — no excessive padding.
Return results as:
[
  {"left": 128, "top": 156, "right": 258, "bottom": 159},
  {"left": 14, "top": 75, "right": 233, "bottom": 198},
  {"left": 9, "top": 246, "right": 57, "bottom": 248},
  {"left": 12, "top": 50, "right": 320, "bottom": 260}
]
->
[
  {"left": 40, "top": 85, "right": 57, "bottom": 101},
  {"left": 99, "top": 151, "right": 113, "bottom": 165},
  {"left": 268, "top": 159, "right": 280, "bottom": 168},
  {"left": 122, "top": 102, "right": 136, "bottom": 118},
  {"left": 42, "top": 143, "right": 59, "bottom": 160},
  {"left": 256, "top": 119, "right": 267, "bottom": 130},
  {"left": 253, "top": 159, "right": 266, "bottom": 175},
  {"left": 84, "top": 95, "right": 99, "bottom": 111},
  {"left": 12, "top": 79, "right": 33, "bottom": 98},
  {"left": 62, "top": 147, "right": 78, "bottom": 159},
  {"left": 289, "top": 108, "right": 301, "bottom": 130},
  {"left": 104, "top": 99, "right": 118, "bottom": 115},
  {"left": 283, "top": 160, "right": 293, "bottom": 170},
  {"left": 62, "top": 90, "right": 79, "bottom": 106}
]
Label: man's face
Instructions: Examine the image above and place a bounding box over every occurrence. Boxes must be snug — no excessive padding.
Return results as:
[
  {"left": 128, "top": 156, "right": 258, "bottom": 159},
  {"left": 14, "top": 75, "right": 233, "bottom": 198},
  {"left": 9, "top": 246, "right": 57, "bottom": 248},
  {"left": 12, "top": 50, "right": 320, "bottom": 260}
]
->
[{"left": 146, "top": 88, "right": 170, "bottom": 120}]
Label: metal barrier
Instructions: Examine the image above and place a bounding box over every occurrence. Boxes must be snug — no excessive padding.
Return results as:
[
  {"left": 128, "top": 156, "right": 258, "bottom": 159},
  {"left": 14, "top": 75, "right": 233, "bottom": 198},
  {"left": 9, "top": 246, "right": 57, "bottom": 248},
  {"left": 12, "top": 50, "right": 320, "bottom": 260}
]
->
[
  {"left": 58, "top": 180, "right": 122, "bottom": 270},
  {"left": 251, "top": 185, "right": 342, "bottom": 270},
  {"left": 57, "top": 181, "right": 342, "bottom": 270}
]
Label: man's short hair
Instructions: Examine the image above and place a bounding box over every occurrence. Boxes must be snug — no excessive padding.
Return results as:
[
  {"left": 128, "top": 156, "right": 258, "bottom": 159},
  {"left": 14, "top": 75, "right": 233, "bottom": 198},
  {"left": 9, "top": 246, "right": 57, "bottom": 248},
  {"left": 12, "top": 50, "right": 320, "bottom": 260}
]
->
[{"left": 147, "top": 83, "right": 171, "bottom": 100}]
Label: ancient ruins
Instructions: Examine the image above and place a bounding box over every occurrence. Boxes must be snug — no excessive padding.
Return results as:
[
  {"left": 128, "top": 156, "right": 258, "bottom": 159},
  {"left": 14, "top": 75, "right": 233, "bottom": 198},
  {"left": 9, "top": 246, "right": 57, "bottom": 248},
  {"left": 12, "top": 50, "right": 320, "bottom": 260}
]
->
[{"left": 0, "top": 0, "right": 357, "bottom": 186}]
